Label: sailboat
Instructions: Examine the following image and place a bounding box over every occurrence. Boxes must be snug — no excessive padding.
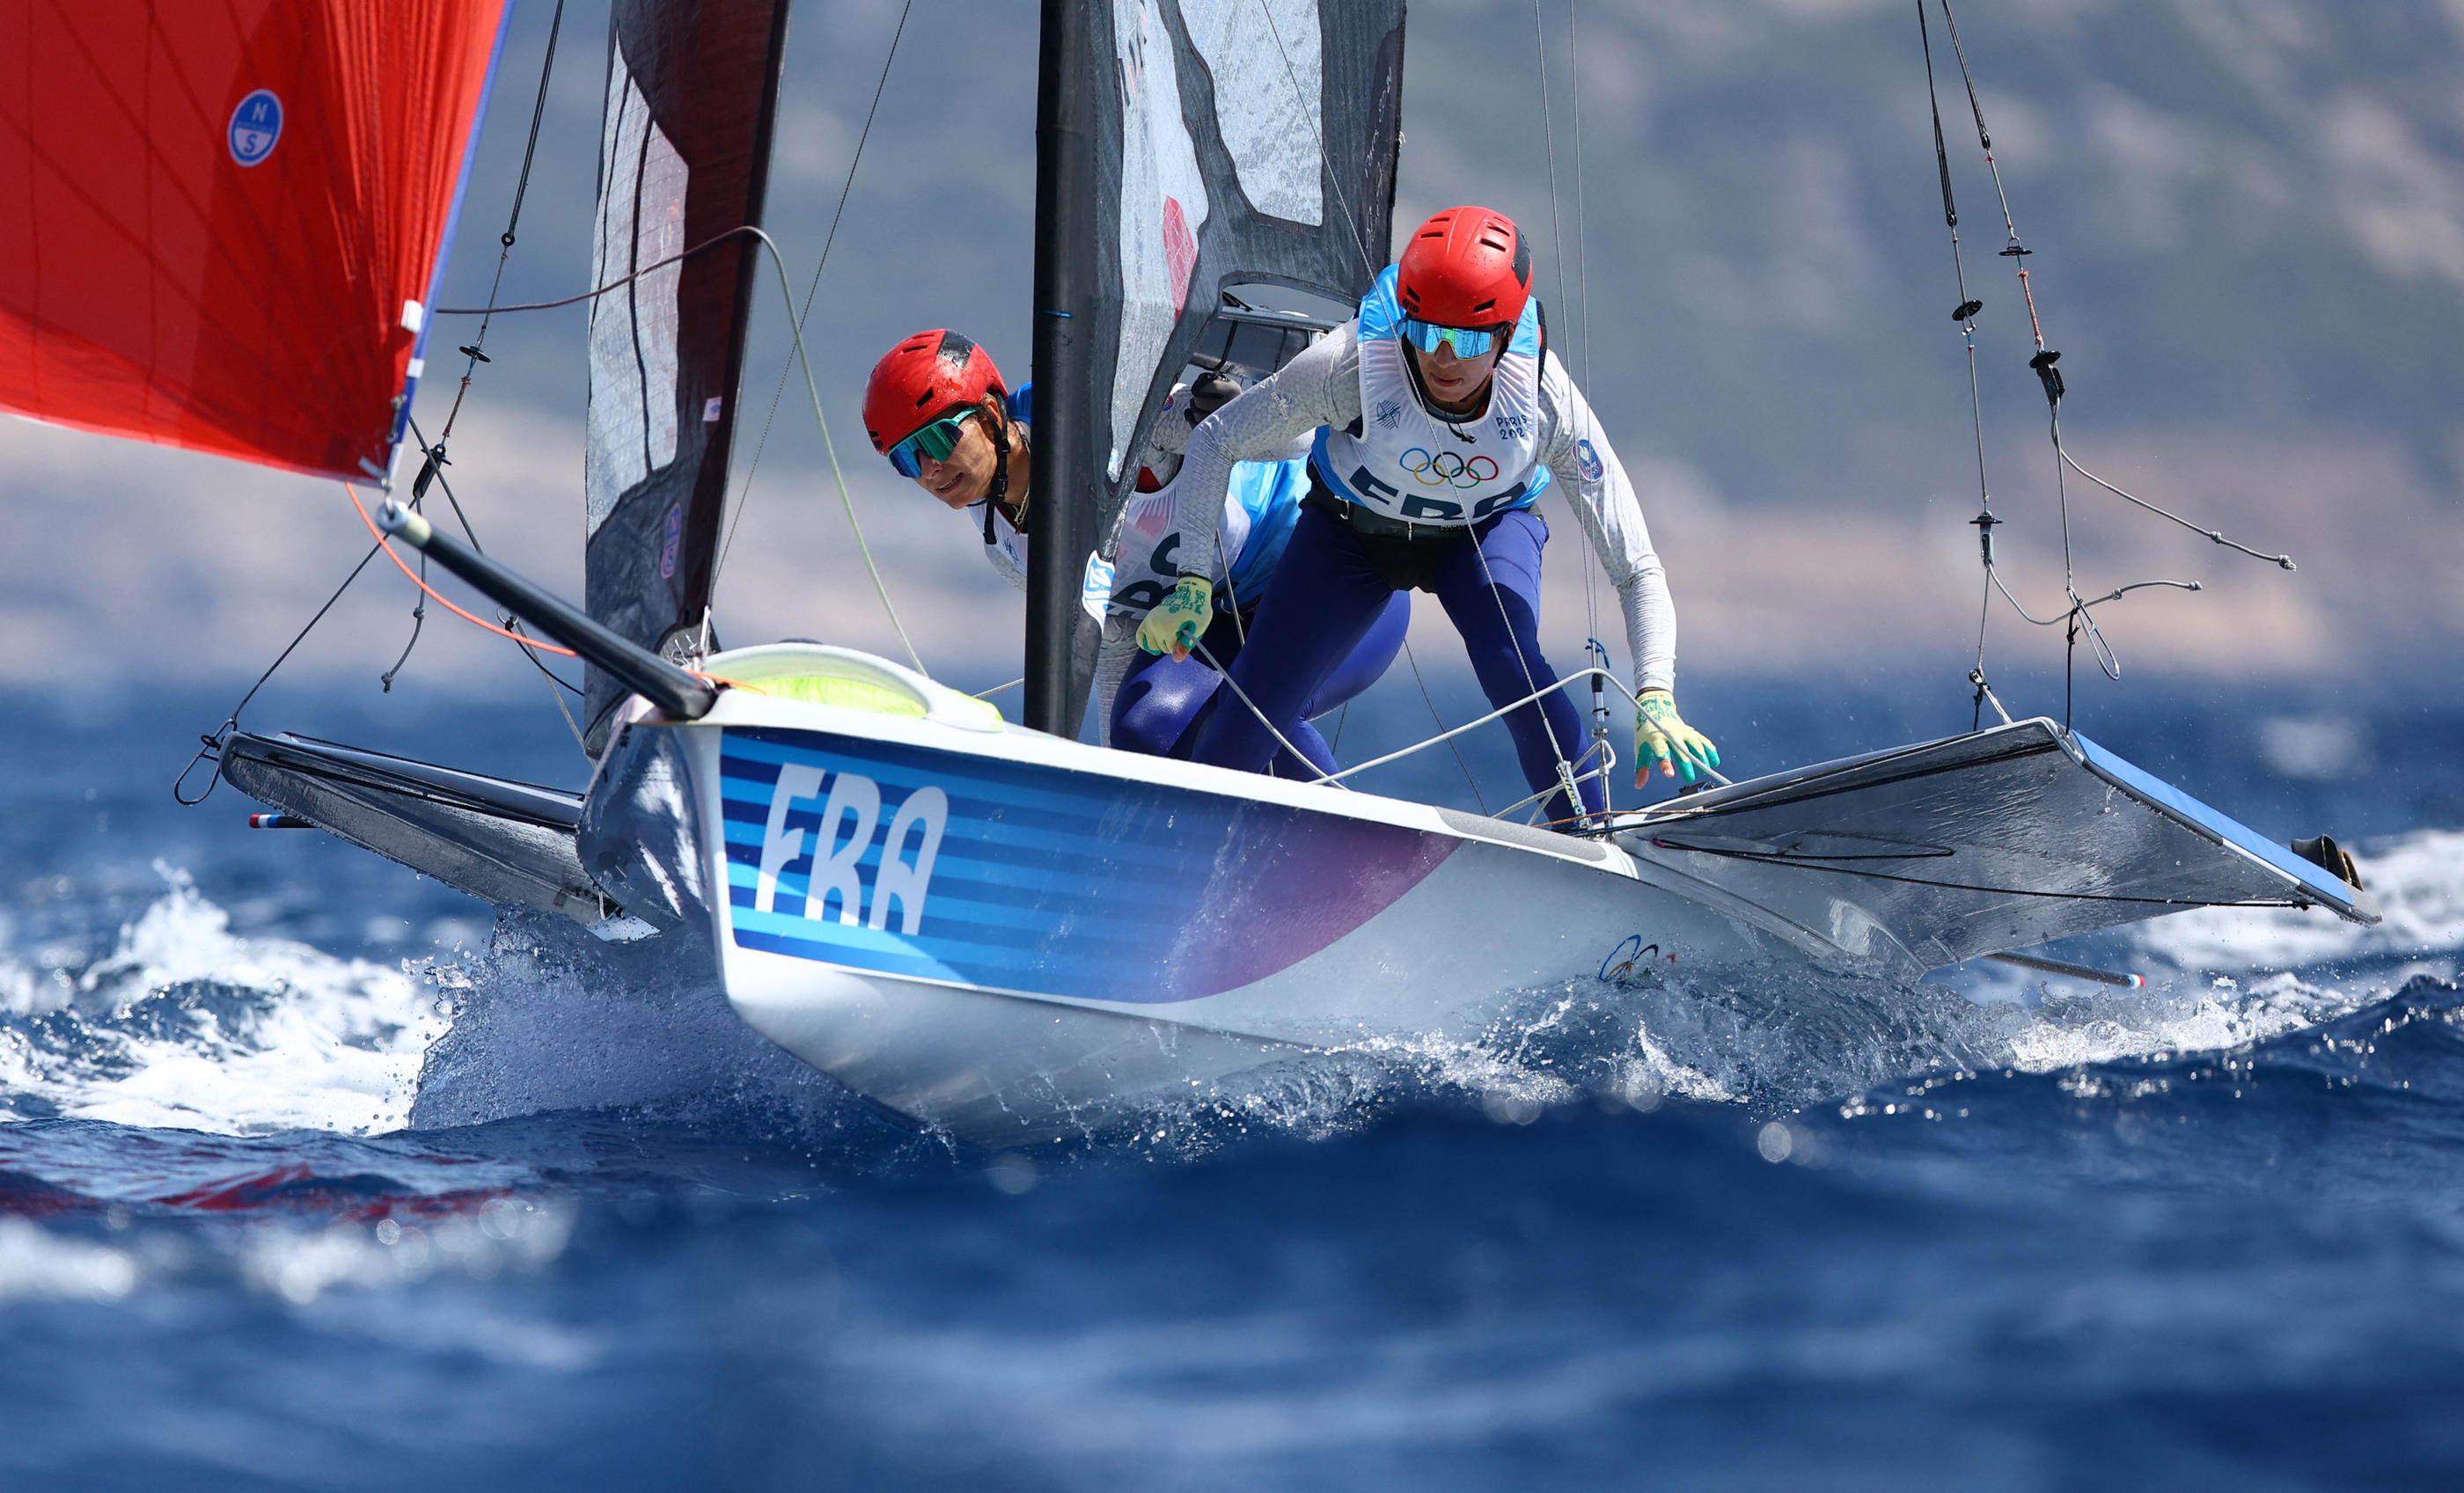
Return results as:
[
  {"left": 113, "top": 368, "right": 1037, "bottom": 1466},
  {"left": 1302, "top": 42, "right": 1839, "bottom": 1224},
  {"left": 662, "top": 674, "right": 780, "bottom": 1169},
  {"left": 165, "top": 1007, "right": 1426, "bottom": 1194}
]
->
[{"left": 4, "top": 0, "right": 2379, "bottom": 1143}]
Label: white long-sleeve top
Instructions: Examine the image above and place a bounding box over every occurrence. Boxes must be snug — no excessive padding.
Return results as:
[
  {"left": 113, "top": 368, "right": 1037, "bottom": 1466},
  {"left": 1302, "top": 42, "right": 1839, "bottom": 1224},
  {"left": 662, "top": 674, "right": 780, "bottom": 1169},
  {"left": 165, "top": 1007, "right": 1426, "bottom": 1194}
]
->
[{"left": 1166, "top": 321, "right": 1678, "bottom": 696}]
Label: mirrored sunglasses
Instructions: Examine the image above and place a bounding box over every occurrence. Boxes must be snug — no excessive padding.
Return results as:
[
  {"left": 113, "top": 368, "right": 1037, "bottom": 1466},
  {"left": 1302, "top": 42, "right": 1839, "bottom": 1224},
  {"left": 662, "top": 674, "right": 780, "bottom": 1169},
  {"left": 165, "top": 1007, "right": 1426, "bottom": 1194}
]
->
[
  {"left": 886, "top": 406, "right": 982, "bottom": 478},
  {"left": 1398, "top": 317, "right": 1508, "bottom": 360}
]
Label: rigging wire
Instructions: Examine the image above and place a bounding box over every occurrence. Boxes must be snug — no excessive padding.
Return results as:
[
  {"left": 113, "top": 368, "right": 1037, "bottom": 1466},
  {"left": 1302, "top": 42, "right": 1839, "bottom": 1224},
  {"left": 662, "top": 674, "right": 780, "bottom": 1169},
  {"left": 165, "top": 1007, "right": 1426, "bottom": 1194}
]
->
[
  {"left": 343, "top": 484, "right": 579, "bottom": 658},
  {"left": 377, "top": 8, "right": 581, "bottom": 733},
  {"left": 1403, "top": 639, "right": 1488, "bottom": 810},
  {"left": 1567, "top": 0, "right": 1602, "bottom": 662},
  {"left": 172, "top": 540, "right": 391, "bottom": 805},
  {"left": 1915, "top": 0, "right": 2000, "bottom": 728},
  {"left": 1916, "top": 0, "right": 2295, "bottom": 728},
  {"left": 439, "top": 226, "right": 927, "bottom": 675},
  {"left": 1251, "top": 0, "right": 1376, "bottom": 279},
  {"left": 715, "top": 0, "right": 915, "bottom": 593},
  {"left": 177, "top": 9, "right": 580, "bottom": 802},
  {"left": 1563, "top": 0, "right": 1612, "bottom": 807},
  {"left": 396, "top": 416, "right": 592, "bottom": 753},
  {"left": 437, "top": 0, "right": 566, "bottom": 448}
]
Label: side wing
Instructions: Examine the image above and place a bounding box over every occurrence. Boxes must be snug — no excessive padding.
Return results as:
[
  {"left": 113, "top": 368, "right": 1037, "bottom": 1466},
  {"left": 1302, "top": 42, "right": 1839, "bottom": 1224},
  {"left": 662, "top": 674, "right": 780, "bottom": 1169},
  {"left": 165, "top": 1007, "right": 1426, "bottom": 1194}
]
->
[
  {"left": 222, "top": 733, "right": 605, "bottom": 926},
  {"left": 1622, "top": 718, "right": 2377, "bottom": 977}
]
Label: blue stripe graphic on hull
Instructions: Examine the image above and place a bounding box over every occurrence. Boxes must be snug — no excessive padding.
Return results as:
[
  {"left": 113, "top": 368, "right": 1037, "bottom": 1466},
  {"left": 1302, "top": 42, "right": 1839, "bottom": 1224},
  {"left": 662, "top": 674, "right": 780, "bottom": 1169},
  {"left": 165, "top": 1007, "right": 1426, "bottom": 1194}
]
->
[{"left": 715, "top": 727, "right": 1459, "bottom": 1002}]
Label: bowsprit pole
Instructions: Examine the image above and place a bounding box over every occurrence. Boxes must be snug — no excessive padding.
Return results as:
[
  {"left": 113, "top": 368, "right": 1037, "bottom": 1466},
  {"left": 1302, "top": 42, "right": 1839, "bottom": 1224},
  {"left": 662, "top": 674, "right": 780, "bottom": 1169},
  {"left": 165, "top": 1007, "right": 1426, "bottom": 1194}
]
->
[{"left": 1024, "top": 0, "right": 1096, "bottom": 736}]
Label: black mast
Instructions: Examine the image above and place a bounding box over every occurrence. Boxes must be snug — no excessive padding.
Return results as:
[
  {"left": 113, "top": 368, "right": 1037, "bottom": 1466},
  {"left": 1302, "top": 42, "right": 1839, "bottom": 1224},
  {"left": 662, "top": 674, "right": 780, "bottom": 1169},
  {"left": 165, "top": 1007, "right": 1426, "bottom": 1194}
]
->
[{"left": 1025, "top": 0, "right": 1095, "bottom": 736}]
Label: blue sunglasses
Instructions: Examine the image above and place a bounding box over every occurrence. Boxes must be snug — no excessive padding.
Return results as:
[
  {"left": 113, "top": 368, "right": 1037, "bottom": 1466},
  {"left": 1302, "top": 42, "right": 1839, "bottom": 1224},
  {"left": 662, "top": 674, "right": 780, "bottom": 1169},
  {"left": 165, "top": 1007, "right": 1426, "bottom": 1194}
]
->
[
  {"left": 1399, "top": 317, "right": 1510, "bottom": 360},
  {"left": 885, "top": 406, "right": 983, "bottom": 479}
]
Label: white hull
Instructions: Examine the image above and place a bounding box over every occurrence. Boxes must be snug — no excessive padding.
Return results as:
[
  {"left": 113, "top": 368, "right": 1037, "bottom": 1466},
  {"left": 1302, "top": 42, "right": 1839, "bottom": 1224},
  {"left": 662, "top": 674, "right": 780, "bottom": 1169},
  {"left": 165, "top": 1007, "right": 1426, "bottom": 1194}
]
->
[{"left": 576, "top": 647, "right": 2374, "bottom": 1143}]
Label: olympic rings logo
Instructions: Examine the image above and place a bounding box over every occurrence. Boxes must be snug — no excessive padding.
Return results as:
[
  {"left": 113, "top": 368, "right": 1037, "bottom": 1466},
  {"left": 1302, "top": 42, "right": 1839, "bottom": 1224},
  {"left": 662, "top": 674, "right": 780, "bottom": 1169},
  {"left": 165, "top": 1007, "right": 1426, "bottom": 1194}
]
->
[{"left": 1399, "top": 448, "right": 1500, "bottom": 488}]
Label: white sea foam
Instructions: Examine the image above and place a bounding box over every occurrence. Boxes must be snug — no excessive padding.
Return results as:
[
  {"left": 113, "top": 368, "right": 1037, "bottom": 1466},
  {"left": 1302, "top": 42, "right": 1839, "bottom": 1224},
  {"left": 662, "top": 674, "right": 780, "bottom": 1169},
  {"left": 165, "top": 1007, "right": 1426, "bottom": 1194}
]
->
[
  {"left": 2002, "top": 971, "right": 2364, "bottom": 1072},
  {"left": 0, "top": 868, "right": 444, "bottom": 1136},
  {"left": 2126, "top": 828, "right": 2464, "bottom": 977},
  {"left": 9, "top": 830, "right": 2459, "bottom": 1147}
]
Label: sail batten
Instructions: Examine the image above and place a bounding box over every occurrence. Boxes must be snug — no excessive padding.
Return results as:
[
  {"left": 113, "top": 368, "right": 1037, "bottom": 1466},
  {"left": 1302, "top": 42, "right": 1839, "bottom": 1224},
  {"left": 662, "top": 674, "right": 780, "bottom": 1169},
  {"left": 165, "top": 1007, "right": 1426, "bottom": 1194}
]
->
[{"left": 0, "top": 0, "right": 510, "bottom": 483}]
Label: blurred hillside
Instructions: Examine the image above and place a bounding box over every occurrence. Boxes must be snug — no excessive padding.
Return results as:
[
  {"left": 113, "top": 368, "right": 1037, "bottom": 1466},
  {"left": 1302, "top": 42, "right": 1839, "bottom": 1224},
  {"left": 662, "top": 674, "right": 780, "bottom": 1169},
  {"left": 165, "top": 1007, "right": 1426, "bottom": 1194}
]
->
[{"left": 4, "top": 0, "right": 2460, "bottom": 718}]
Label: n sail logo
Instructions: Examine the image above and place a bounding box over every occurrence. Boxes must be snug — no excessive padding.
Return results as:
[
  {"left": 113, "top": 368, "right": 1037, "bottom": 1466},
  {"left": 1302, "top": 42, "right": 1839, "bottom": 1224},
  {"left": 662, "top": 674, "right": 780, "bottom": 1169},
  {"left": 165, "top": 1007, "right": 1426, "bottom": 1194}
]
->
[
  {"left": 228, "top": 91, "right": 282, "bottom": 167},
  {"left": 754, "top": 767, "right": 949, "bottom": 934}
]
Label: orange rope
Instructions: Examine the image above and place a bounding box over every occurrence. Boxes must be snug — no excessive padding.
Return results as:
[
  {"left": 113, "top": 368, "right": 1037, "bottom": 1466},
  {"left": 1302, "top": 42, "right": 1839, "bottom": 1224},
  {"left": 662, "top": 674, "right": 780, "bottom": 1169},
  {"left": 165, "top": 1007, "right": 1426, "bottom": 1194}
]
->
[{"left": 343, "top": 483, "right": 579, "bottom": 658}]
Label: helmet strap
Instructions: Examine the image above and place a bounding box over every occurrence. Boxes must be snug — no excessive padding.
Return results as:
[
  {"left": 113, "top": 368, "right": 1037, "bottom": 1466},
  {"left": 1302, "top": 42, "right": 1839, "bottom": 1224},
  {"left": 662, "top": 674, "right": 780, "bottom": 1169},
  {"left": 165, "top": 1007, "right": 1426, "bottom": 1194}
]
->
[{"left": 981, "top": 400, "right": 1027, "bottom": 542}]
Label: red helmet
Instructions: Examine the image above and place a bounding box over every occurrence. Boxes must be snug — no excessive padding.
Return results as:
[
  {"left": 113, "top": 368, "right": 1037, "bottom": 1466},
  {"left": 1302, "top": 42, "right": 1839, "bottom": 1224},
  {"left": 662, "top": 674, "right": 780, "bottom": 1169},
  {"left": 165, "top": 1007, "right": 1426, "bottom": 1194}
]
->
[
  {"left": 862, "top": 329, "right": 1007, "bottom": 453},
  {"left": 1395, "top": 207, "right": 1531, "bottom": 329}
]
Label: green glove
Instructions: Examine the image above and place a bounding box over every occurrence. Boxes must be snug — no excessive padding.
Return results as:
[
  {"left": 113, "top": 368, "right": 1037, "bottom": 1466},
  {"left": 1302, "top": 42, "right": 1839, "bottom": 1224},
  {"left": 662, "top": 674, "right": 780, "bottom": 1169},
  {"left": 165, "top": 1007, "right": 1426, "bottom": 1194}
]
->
[
  {"left": 1635, "top": 689, "right": 1720, "bottom": 786},
  {"left": 1137, "top": 575, "right": 1214, "bottom": 658}
]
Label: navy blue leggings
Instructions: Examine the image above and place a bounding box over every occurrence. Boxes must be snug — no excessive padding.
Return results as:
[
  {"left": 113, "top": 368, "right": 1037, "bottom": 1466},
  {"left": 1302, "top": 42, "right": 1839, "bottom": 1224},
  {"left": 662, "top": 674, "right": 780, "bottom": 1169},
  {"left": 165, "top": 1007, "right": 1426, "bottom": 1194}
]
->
[
  {"left": 1112, "top": 589, "right": 1410, "bottom": 774},
  {"left": 1188, "top": 505, "right": 1602, "bottom": 822}
]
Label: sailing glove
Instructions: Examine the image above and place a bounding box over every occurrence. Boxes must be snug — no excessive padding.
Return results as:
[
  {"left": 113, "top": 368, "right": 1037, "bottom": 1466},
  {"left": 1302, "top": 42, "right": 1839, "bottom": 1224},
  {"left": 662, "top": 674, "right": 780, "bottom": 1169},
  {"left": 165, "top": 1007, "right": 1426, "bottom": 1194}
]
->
[
  {"left": 1137, "top": 575, "right": 1214, "bottom": 659},
  {"left": 1635, "top": 689, "right": 1720, "bottom": 787}
]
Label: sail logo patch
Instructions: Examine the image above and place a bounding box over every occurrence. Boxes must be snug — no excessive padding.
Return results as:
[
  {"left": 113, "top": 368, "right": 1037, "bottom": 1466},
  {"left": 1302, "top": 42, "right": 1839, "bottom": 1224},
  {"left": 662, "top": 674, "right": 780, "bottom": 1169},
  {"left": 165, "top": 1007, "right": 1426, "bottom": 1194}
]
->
[
  {"left": 1162, "top": 197, "right": 1198, "bottom": 312},
  {"left": 658, "top": 503, "right": 683, "bottom": 579},
  {"left": 1575, "top": 439, "right": 1604, "bottom": 483},
  {"left": 228, "top": 91, "right": 282, "bottom": 167},
  {"left": 754, "top": 768, "right": 949, "bottom": 936}
]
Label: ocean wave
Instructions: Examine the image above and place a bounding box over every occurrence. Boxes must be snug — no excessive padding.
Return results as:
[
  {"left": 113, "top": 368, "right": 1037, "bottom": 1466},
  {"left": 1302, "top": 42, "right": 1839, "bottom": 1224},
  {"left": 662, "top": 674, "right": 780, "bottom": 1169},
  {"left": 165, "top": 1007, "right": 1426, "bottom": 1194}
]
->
[
  {"left": 2126, "top": 827, "right": 2464, "bottom": 978},
  {"left": 7, "top": 831, "right": 2461, "bottom": 1165},
  {"left": 0, "top": 867, "right": 442, "bottom": 1136}
]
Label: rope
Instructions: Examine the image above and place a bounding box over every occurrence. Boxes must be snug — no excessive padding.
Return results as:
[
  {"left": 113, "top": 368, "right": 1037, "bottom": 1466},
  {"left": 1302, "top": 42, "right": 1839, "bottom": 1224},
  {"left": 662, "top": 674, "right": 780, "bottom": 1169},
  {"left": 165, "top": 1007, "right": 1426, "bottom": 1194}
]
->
[
  {"left": 737, "top": 226, "right": 928, "bottom": 674},
  {"left": 1918, "top": 0, "right": 2293, "bottom": 728},
  {"left": 172, "top": 12, "right": 578, "bottom": 802},
  {"left": 343, "top": 484, "right": 579, "bottom": 656},
  {"left": 1404, "top": 638, "right": 1486, "bottom": 809},
  {"left": 716, "top": 0, "right": 914, "bottom": 593},
  {"left": 440, "top": 225, "right": 926, "bottom": 676},
  {"left": 404, "top": 414, "right": 587, "bottom": 701},
  {"left": 1470, "top": 523, "right": 1588, "bottom": 820},
  {"left": 1324, "top": 666, "right": 1727, "bottom": 790},
  {"left": 171, "top": 539, "right": 391, "bottom": 805},
  {"left": 433, "top": 225, "right": 765, "bottom": 316},
  {"left": 2060, "top": 443, "right": 2296, "bottom": 568},
  {"left": 436, "top": 0, "right": 565, "bottom": 445},
  {"left": 1189, "top": 640, "right": 1346, "bottom": 787}
]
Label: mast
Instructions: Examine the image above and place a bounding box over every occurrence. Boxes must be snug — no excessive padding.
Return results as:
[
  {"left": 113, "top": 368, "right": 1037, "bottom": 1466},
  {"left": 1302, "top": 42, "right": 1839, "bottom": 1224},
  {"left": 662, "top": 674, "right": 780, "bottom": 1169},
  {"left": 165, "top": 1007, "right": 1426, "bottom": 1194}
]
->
[
  {"left": 1026, "top": 0, "right": 1097, "bottom": 736},
  {"left": 1023, "top": 0, "right": 1405, "bottom": 737}
]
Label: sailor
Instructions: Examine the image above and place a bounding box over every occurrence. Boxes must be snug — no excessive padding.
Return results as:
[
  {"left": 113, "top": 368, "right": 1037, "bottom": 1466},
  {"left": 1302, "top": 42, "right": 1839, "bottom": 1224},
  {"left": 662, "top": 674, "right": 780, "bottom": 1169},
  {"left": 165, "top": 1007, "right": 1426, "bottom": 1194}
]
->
[
  {"left": 862, "top": 329, "right": 1406, "bottom": 765},
  {"left": 1162, "top": 207, "right": 1719, "bottom": 823}
]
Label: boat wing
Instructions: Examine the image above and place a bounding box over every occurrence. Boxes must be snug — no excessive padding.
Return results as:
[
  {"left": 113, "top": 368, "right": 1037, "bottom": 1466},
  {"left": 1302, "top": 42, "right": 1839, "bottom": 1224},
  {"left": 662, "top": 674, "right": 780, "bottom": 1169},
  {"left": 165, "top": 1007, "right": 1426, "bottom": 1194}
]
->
[
  {"left": 1621, "top": 717, "right": 2379, "bottom": 975},
  {"left": 221, "top": 733, "right": 605, "bottom": 926}
]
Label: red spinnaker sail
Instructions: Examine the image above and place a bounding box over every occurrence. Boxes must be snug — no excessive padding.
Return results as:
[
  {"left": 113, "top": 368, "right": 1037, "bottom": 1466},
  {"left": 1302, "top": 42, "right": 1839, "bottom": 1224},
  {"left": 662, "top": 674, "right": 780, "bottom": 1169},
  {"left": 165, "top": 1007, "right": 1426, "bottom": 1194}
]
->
[{"left": 0, "top": 0, "right": 509, "bottom": 482}]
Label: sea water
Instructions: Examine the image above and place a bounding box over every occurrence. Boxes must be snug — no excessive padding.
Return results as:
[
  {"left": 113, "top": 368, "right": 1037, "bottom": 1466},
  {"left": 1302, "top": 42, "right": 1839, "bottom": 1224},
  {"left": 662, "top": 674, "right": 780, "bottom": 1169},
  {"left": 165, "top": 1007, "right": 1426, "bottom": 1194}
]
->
[{"left": 4, "top": 678, "right": 2462, "bottom": 1490}]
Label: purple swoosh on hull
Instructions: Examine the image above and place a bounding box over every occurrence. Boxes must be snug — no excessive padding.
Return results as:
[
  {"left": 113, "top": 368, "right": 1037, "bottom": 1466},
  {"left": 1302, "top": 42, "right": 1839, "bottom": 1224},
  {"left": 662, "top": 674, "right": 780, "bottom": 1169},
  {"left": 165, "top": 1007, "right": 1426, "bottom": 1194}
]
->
[{"left": 1157, "top": 803, "right": 1458, "bottom": 1000}]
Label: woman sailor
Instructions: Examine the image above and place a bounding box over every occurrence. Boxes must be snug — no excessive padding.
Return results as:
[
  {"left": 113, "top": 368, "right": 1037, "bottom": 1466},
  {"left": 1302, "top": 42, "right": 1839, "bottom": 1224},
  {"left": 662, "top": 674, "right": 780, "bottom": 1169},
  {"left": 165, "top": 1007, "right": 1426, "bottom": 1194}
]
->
[
  {"left": 1150, "top": 207, "right": 1720, "bottom": 823},
  {"left": 861, "top": 329, "right": 1405, "bottom": 767}
]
